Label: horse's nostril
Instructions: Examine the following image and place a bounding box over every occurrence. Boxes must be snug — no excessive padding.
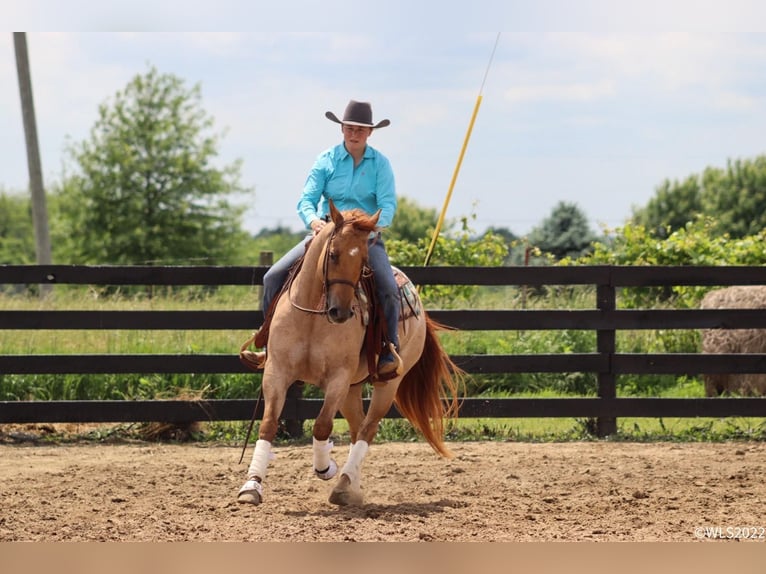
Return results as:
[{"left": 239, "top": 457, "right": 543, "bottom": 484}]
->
[{"left": 327, "top": 306, "right": 353, "bottom": 323}]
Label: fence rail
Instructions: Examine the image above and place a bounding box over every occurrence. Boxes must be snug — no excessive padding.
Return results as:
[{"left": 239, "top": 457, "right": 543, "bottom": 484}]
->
[{"left": 2, "top": 264, "right": 766, "bottom": 437}]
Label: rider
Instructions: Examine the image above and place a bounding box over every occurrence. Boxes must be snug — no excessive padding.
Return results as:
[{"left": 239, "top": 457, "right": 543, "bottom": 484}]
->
[{"left": 251, "top": 99, "right": 401, "bottom": 380}]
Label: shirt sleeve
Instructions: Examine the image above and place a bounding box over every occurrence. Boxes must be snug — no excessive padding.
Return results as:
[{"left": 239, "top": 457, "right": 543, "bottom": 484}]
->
[
  {"left": 374, "top": 154, "right": 397, "bottom": 229},
  {"left": 296, "top": 152, "right": 329, "bottom": 229}
]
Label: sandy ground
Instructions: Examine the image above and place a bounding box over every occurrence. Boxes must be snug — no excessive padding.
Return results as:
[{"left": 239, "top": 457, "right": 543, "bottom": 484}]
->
[{"left": 1, "top": 432, "right": 765, "bottom": 542}]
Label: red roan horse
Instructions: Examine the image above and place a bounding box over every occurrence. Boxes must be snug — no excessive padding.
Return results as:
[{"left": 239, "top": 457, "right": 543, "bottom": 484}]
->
[{"left": 238, "top": 200, "right": 461, "bottom": 506}]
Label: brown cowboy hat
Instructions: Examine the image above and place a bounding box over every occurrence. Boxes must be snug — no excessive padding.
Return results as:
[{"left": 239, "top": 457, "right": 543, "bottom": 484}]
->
[{"left": 325, "top": 100, "right": 390, "bottom": 129}]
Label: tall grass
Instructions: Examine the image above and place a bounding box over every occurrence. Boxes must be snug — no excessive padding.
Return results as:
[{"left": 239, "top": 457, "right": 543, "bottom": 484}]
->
[
  {"left": 0, "top": 285, "right": 263, "bottom": 401},
  {"left": 0, "top": 282, "right": 720, "bottom": 402}
]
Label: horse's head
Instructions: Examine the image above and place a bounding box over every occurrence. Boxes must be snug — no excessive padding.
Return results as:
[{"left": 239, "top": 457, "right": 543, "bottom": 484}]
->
[{"left": 323, "top": 200, "right": 381, "bottom": 324}]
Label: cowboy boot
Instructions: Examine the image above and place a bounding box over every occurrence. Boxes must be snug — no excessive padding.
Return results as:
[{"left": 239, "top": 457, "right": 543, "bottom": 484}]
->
[{"left": 376, "top": 342, "right": 402, "bottom": 380}]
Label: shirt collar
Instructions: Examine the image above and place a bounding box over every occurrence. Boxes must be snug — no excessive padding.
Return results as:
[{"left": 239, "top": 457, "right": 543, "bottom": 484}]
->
[{"left": 339, "top": 142, "right": 373, "bottom": 160}]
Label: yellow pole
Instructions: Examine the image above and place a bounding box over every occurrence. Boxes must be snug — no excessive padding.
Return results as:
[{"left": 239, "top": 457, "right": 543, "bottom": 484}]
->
[
  {"left": 423, "top": 32, "right": 499, "bottom": 268},
  {"left": 423, "top": 94, "right": 483, "bottom": 267}
]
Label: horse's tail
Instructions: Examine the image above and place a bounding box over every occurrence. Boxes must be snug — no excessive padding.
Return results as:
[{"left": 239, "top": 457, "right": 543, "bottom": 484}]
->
[{"left": 395, "top": 314, "right": 463, "bottom": 458}]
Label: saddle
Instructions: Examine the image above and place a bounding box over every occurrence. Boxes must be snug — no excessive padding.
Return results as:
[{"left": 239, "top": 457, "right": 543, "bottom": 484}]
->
[{"left": 239, "top": 256, "right": 420, "bottom": 383}]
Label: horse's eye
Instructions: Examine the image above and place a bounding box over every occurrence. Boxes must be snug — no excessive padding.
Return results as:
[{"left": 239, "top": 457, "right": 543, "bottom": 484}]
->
[{"left": 329, "top": 249, "right": 339, "bottom": 263}]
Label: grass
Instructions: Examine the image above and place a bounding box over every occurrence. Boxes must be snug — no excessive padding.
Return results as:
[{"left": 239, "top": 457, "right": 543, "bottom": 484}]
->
[
  {"left": 153, "top": 413, "right": 766, "bottom": 446},
  {"left": 0, "top": 285, "right": 258, "bottom": 355}
]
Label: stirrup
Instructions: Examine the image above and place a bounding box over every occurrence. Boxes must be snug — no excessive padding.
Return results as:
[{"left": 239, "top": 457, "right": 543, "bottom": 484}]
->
[{"left": 376, "top": 342, "right": 403, "bottom": 381}]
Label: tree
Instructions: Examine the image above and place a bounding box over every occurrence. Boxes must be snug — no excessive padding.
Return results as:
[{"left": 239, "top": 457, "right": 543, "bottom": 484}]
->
[
  {"left": 527, "top": 201, "right": 596, "bottom": 260},
  {"left": 573, "top": 217, "right": 766, "bottom": 308},
  {"left": 632, "top": 175, "right": 703, "bottom": 238},
  {"left": 0, "top": 189, "right": 36, "bottom": 264},
  {"left": 484, "top": 225, "right": 517, "bottom": 244},
  {"left": 700, "top": 157, "right": 766, "bottom": 238},
  {"left": 387, "top": 213, "right": 508, "bottom": 306},
  {"left": 388, "top": 196, "right": 439, "bottom": 243},
  {"left": 632, "top": 155, "right": 766, "bottom": 239},
  {"left": 251, "top": 225, "right": 305, "bottom": 260},
  {"left": 484, "top": 225, "right": 519, "bottom": 265},
  {"left": 55, "top": 66, "right": 251, "bottom": 265}
]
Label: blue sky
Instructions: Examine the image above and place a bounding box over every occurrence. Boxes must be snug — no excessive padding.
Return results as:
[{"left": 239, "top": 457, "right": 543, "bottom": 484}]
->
[{"left": 3, "top": 3, "right": 766, "bottom": 237}]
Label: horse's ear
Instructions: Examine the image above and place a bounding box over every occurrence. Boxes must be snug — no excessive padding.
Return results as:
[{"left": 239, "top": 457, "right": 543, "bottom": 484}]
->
[
  {"left": 371, "top": 209, "right": 381, "bottom": 227},
  {"left": 329, "top": 200, "right": 344, "bottom": 227}
]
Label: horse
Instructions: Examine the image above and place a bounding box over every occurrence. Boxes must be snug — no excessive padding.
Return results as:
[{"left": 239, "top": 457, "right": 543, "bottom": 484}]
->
[{"left": 237, "top": 200, "right": 462, "bottom": 507}]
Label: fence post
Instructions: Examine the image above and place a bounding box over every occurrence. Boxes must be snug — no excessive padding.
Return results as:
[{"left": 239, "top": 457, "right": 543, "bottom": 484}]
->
[
  {"left": 283, "top": 382, "right": 305, "bottom": 438},
  {"left": 257, "top": 251, "right": 273, "bottom": 305},
  {"left": 596, "top": 282, "right": 617, "bottom": 437}
]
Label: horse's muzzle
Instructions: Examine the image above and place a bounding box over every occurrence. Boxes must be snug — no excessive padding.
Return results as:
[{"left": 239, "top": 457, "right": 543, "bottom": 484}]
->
[{"left": 327, "top": 305, "right": 355, "bottom": 324}]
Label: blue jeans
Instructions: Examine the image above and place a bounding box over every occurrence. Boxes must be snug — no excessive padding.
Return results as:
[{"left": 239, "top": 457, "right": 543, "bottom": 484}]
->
[{"left": 262, "top": 233, "right": 400, "bottom": 350}]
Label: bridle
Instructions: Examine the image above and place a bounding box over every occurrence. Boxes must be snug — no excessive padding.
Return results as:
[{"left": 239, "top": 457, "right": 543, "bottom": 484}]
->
[{"left": 288, "top": 226, "right": 368, "bottom": 318}]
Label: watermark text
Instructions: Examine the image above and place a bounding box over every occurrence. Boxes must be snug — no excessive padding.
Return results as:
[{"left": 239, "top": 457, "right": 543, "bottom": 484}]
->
[{"left": 694, "top": 526, "right": 765, "bottom": 540}]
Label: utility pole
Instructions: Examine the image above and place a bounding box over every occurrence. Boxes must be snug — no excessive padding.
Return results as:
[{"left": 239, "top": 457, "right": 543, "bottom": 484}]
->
[{"left": 14, "top": 32, "right": 52, "bottom": 295}]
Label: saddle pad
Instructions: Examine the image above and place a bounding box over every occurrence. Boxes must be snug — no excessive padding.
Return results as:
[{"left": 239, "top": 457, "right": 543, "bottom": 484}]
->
[{"left": 392, "top": 266, "right": 421, "bottom": 320}]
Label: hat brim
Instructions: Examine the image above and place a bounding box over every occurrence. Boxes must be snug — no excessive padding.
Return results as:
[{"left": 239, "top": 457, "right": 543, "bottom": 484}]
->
[{"left": 325, "top": 111, "right": 390, "bottom": 129}]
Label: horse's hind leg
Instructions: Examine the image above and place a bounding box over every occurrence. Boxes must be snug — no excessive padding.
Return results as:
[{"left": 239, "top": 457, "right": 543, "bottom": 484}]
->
[
  {"left": 339, "top": 383, "right": 365, "bottom": 444},
  {"left": 329, "top": 380, "right": 398, "bottom": 506}
]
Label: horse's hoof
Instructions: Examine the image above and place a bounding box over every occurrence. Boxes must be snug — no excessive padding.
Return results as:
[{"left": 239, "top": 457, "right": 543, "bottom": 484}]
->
[
  {"left": 314, "top": 459, "right": 338, "bottom": 481},
  {"left": 237, "top": 478, "right": 263, "bottom": 505},
  {"left": 329, "top": 474, "right": 364, "bottom": 506},
  {"left": 329, "top": 487, "right": 364, "bottom": 506}
]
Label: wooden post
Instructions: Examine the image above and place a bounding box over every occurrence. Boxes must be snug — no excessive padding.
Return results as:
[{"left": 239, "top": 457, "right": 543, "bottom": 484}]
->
[
  {"left": 596, "top": 282, "right": 617, "bottom": 437},
  {"left": 283, "top": 382, "right": 305, "bottom": 439},
  {"left": 257, "top": 251, "right": 273, "bottom": 306},
  {"left": 14, "top": 33, "right": 52, "bottom": 297}
]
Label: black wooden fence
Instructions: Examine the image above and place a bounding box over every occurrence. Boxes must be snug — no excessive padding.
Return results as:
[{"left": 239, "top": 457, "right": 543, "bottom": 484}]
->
[{"left": 1, "top": 264, "right": 765, "bottom": 437}]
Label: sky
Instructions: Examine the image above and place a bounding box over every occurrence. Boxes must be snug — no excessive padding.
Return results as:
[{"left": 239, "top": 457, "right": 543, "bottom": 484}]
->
[{"left": 3, "top": 2, "right": 766, "bottom": 238}]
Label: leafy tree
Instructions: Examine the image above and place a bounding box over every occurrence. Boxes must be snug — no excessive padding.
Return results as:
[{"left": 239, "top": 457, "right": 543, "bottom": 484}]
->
[
  {"left": 388, "top": 196, "right": 439, "bottom": 243},
  {"left": 55, "top": 66, "right": 251, "bottom": 265},
  {"left": 388, "top": 213, "right": 508, "bottom": 306},
  {"left": 251, "top": 225, "right": 305, "bottom": 261},
  {"left": 527, "top": 201, "right": 596, "bottom": 261},
  {"left": 632, "top": 175, "right": 703, "bottom": 238},
  {"left": 570, "top": 216, "right": 766, "bottom": 308},
  {"left": 484, "top": 225, "right": 517, "bottom": 244},
  {"left": 700, "top": 157, "right": 766, "bottom": 238},
  {"left": 632, "top": 155, "right": 766, "bottom": 239},
  {"left": 483, "top": 225, "right": 520, "bottom": 265},
  {"left": 0, "top": 190, "right": 35, "bottom": 264}
]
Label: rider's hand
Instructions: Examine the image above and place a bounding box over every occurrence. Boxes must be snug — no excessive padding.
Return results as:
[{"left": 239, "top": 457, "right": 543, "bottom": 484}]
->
[{"left": 310, "top": 219, "right": 326, "bottom": 234}]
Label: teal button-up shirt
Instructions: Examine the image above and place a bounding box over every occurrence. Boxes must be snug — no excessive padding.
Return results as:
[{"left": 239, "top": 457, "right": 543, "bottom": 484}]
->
[{"left": 297, "top": 143, "right": 397, "bottom": 229}]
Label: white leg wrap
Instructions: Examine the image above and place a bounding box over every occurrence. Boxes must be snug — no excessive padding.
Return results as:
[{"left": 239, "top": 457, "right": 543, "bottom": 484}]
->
[
  {"left": 247, "top": 439, "right": 272, "bottom": 480},
  {"left": 313, "top": 437, "right": 334, "bottom": 472},
  {"left": 341, "top": 440, "right": 369, "bottom": 487}
]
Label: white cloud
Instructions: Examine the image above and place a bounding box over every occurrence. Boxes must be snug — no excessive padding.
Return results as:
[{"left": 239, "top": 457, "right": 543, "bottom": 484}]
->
[
  {"left": 505, "top": 79, "right": 616, "bottom": 104},
  {"left": 3, "top": 29, "right": 766, "bottom": 237}
]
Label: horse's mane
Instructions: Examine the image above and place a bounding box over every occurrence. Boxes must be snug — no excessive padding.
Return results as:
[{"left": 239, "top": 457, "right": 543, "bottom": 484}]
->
[{"left": 338, "top": 209, "right": 379, "bottom": 234}]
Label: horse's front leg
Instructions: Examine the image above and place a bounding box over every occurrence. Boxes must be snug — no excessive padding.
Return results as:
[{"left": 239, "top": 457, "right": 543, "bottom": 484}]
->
[
  {"left": 311, "top": 374, "right": 354, "bottom": 482},
  {"left": 237, "top": 370, "right": 292, "bottom": 506},
  {"left": 330, "top": 379, "right": 399, "bottom": 506}
]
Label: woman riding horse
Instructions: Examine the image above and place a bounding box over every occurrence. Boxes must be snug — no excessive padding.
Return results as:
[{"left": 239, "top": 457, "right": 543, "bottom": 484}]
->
[{"left": 248, "top": 100, "right": 401, "bottom": 380}]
